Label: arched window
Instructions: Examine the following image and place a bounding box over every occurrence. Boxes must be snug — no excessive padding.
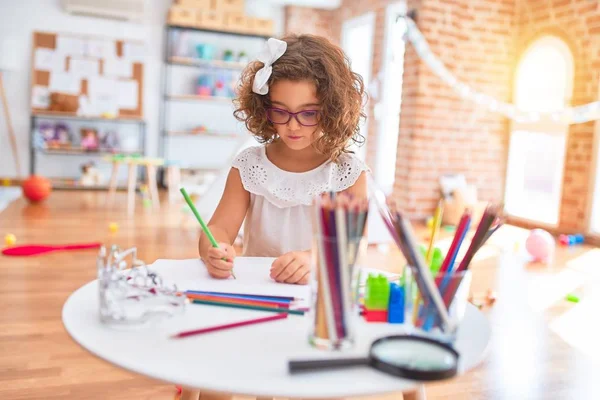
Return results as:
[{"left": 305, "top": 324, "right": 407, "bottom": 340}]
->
[{"left": 504, "top": 36, "right": 574, "bottom": 226}]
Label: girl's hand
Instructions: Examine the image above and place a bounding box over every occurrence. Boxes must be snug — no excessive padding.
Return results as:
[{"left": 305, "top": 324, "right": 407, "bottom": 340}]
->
[
  {"left": 270, "top": 251, "right": 311, "bottom": 285},
  {"left": 204, "top": 243, "right": 236, "bottom": 279}
]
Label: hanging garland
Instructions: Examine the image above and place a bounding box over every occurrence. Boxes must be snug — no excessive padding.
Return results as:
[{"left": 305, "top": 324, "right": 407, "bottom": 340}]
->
[{"left": 399, "top": 14, "right": 600, "bottom": 125}]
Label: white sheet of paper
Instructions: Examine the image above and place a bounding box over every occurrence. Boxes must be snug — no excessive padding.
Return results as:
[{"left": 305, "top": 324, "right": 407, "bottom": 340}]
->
[
  {"left": 103, "top": 58, "right": 132, "bottom": 78},
  {"left": 69, "top": 58, "right": 99, "bottom": 78},
  {"left": 56, "top": 36, "right": 85, "bottom": 56},
  {"left": 117, "top": 80, "right": 138, "bottom": 109},
  {"left": 88, "top": 76, "right": 117, "bottom": 97},
  {"left": 85, "top": 39, "right": 114, "bottom": 58},
  {"left": 34, "top": 48, "right": 64, "bottom": 72},
  {"left": 150, "top": 258, "right": 311, "bottom": 302},
  {"left": 31, "top": 85, "right": 50, "bottom": 108},
  {"left": 49, "top": 72, "right": 80, "bottom": 95},
  {"left": 122, "top": 42, "right": 145, "bottom": 62}
]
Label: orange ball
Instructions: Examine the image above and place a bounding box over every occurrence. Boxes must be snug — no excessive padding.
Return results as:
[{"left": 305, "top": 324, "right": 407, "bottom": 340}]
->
[{"left": 22, "top": 175, "right": 52, "bottom": 203}]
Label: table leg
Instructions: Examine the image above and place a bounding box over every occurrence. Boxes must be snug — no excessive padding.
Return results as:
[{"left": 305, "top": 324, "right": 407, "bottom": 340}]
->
[
  {"left": 403, "top": 385, "right": 427, "bottom": 400},
  {"left": 127, "top": 162, "right": 137, "bottom": 216},
  {"left": 146, "top": 164, "right": 160, "bottom": 210},
  {"left": 107, "top": 162, "right": 119, "bottom": 207}
]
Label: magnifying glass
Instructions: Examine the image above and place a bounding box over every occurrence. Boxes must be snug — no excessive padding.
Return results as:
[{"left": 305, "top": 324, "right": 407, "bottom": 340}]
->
[{"left": 289, "top": 335, "right": 459, "bottom": 381}]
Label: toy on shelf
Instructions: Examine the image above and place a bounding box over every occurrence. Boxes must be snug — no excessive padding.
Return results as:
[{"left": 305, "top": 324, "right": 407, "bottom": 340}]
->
[
  {"left": 223, "top": 49, "right": 234, "bottom": 62},
  {"left": 238, "top": 51, "right": 248, "bottom": 63},
  {"left": 37, "top": 122, "right": 72, "bottom": 149},
  {"left": 558, "top": 234, "right": 584, "bottom": 246},
  {"left": 100, "top": 130, "right": 120, "bottom": 151},
  {"left": 192, "top": 125, "right": 207, "bottom": 134},
  {"left": 81, "top": 127, "right": 99, "bottom": 151},
  {"left": 79, "top": 162, "right": 104, "bottom": 187},
  {"left": 525, "top": 228, "right": 555, "bottom": 263},
  {"left": 196, "top": 43, "right": 215, "bottom": 60}
]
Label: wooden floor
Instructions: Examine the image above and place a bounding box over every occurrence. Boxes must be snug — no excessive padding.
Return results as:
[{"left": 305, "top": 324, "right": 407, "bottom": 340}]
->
[{"left": 1, "top": 190, "right": 599, "bottom": 399}]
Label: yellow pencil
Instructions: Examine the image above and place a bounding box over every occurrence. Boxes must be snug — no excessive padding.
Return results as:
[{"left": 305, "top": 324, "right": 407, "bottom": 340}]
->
[{"left": 426, "top": 199, "right": 444, "bottom": 263}]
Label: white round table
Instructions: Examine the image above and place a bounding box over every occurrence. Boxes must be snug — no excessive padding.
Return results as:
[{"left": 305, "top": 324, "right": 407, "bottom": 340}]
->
[{"left": 62, "top": 261, "right": 491, "bottom": 399}]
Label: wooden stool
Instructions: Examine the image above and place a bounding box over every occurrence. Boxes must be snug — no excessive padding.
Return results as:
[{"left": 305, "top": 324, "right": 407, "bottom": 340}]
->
[
  {"left": 164, "top": 161, "right": 182, "bottom": 204},
  {"left": 105, "top": 155, "right": 164, "bottom": 215}
]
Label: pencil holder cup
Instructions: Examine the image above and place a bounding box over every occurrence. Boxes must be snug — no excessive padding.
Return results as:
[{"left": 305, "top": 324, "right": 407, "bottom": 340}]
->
[
  {"left": 309, "top": 235, "right": 365, "bottom": 350},
  {"left": 404, "top": 268, "right": 472, "bottom": 344}
]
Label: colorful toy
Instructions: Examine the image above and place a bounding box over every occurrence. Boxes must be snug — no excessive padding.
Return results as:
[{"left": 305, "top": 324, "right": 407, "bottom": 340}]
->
[
  {"left": 79, "top": 162, "right": 104, "bottom": 187},
  {"left": 418, "top": 245, "right": 444, "bottom": 276},
  {"left": 2, "top": 242, "right": 102, "bottom": 256},
  {"left": 80, "top": 127, "right": 99, "bottom": 151},
  {"left": 525, "top": 228, "right": 555, "bottom": 263},
  {"left": 109, "top": 222, "right": 119, "bottom": 233},
  {"left": 363, "top": 308, "right": 388, "bottom": 322},
  {"left": 558, "top": 234, "right": 584, "bottom": 246},
  {"left": 22, "top": 175, "right": 52, "bottom": 203},
  {"left": 364, "top": 274, "right": 390, "bottom": 310},
  {"left": 4, "top": 233, "right": 16, "bottom": 246},
  {"left": 388, "top": 283, "right": 405, "bottom": 323}
]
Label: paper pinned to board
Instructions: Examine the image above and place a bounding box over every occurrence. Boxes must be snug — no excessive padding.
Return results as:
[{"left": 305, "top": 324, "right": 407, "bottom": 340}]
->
[
  {"left": 49, "top": 72, "right": 80, "bottom": 95},
  {"left": 85, "top": 39, "right": 115, "bottom": 58},
  {"left": 56, "top": 36, "right": 85, "bottom": 56},
  {"left": 31, "top": 85, "right": 50, "bottom": 108},
  {"left": 34, "top": 48, "right": 64, "bottom": 72},
  {"left": 116, "top": 80, "right": 138, "bottom": 110},
  {"left": 122, "top": 42, "right": 145, "bottom": 62},
  {"left": 103, "top": 58, "right": 133, "bottom": 78},
  {"left": 68, "top": 58, "right": 99, "bottom": 78}
]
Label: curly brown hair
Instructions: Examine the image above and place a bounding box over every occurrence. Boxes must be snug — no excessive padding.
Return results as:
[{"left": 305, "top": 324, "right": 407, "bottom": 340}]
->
[{"left": 233, "top": 34, "right": 366, "bottom": 161}]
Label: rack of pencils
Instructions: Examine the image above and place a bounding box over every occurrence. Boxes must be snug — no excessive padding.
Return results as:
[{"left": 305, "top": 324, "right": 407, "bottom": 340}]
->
[{"left": 311, "top": 192, "right": 369, "bottom": 349}]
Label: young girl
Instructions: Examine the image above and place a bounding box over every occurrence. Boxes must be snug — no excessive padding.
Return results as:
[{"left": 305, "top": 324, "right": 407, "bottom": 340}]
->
[{"left": 198, "top": 34, "right": 369, "bottom": 286}]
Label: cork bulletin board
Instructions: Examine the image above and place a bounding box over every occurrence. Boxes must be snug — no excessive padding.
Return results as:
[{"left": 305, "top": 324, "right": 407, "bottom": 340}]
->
[{"left": 31, "top": 31, "right": 145, "bottom": 119}]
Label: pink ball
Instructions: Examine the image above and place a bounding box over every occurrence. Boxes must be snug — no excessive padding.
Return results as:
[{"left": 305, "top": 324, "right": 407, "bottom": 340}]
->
[{"left": 525, "top": 229, "right": 555, "bottom": 263}]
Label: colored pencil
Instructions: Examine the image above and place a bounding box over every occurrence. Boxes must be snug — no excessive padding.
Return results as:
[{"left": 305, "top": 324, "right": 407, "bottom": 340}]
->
[
  {"left": 191, "top": 299, "right": 305, "bottom": 315},
  {"left": 185, "top": 294, "right": 290, "bottom": 308},
  {"left": 180, "top": 187, "right": 236, "bottom": 279},
  {"left": 171, "top": 313, "right": 288, "bottom": 339},
  {"left": 184, "top": 290, "right": 299, "bottom": 302},
  {"left": 438, "top": 209, "right": 472, "bottom": 274},
  {"left": 426, "top": 199, "right": 444, "bottom": 264}
]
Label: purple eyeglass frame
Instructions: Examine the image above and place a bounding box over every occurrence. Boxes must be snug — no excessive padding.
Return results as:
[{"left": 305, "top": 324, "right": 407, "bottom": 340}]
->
[{"left": 265, "top": 107, "right": 320, "bottom": 127}]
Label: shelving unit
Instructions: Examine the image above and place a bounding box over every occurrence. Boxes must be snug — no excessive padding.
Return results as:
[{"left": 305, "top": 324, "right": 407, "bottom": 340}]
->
[
  {"left": 159, "top": 24, "right": 267, "bottom": 186},
  {"left": 30, "top": 113, "right": 146, "bottom": 190}
]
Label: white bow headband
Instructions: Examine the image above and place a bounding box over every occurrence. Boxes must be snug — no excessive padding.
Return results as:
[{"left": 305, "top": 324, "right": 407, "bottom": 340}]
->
[{"left": 252, "top": 38, "right": 287, "bottom": 95}]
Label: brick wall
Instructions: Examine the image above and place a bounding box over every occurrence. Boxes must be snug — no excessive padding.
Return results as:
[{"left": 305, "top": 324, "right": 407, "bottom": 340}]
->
[
  {"left": 517, "top": 0, "right": 600, "bottom": 232},
  {"left": 285, "top": 0, "right": 600, "bottom": 230}
]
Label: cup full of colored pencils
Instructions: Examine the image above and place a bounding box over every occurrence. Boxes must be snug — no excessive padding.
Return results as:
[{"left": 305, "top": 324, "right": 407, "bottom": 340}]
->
[{"left": 309, "top": 192, "right": 369, "bottom": 350}]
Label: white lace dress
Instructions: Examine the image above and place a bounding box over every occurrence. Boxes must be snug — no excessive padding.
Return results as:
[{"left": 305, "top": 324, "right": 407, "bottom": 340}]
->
[{"left": 232, "top": 146, "right": 369, "bottom": 257}]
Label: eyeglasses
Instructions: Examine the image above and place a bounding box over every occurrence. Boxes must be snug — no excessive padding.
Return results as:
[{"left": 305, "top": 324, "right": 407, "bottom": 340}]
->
[{"left": 266, "top": 107, "right": 320, "bottom": 127}]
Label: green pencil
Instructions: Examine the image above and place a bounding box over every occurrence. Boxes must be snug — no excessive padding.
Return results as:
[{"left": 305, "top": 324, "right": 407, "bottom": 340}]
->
[
  {"left": 192, "top": 299, "right": 305, "bottom": 315},
  {"left": 180, "top": 187, "right": 236, "bottom": 279}
]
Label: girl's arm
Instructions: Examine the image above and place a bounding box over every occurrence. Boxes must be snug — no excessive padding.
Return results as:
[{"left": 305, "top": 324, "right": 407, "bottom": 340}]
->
[
  {"left": 341, "top": 171, "right": 368, "bottom": 198},
  {"left": 198, "top": 168, "right": 250, "bottom": 260}
]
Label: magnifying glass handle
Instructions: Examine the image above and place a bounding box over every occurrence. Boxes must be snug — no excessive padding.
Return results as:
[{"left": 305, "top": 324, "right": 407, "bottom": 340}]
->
[{"left": 289, "top": 357, "right": 368, "bottom": 373}]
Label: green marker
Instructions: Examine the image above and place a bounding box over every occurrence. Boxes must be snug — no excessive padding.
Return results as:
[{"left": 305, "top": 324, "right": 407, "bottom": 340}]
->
[{"left": 180, "top": 187, "right": 236, "bottom": 279}]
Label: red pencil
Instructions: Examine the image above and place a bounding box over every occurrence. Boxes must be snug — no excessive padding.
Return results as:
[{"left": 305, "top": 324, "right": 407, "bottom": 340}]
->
[{"left": 171, "top": 313, "right": 288, "bottom": 339}]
